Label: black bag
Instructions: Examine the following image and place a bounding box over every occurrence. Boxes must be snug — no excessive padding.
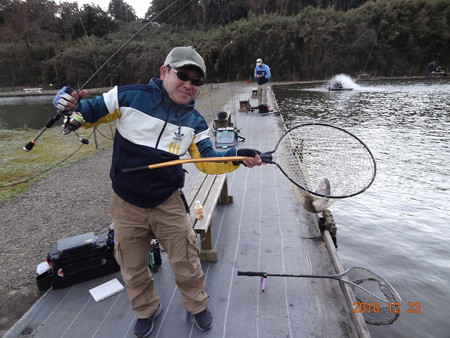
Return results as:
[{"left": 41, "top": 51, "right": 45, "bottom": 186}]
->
[
  {"left": 37, "top": 232, "right": 120, "bottom": 290},
  {"left": 258, "top": 104, "right": 269, "bottom": 114}
]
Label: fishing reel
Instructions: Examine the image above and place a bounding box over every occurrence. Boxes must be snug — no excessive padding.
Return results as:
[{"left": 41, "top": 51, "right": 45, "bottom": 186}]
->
[
  {"left": 61, "top": 111, "right": 86, "bottom": 135},
  {"left": 23, "top": 109, "right": 89, "bottom": 151},
  {"left": 61, "top": 111, "right": 89, "bottom": 144}
]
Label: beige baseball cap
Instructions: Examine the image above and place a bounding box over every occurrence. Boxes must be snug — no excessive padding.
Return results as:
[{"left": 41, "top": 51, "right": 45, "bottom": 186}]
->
[
  {"left": 256, "top": 58, "right": 263, "bottom": 65},
  {"left": 164, "top": 46, "right": 206, "bottom": 78}
]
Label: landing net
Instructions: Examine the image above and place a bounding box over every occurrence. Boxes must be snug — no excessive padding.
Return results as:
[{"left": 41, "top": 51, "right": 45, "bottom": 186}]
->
[{"left": 275, "top": 124, "right": 376, "bottom": 211}]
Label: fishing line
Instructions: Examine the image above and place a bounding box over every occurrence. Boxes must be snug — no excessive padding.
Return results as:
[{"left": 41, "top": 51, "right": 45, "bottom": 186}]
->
[
  {"left": 79, "top": 17, "right": 99, "bottom": 70},
  {"left": 362, "top": 0, "right": 390, "bottom": 75},
  {"left": 95, "top": 0, "right": 194, "bottom": 89},
  {"left": 97, "top": 0, "right": 194, "bottom": 88},
  {"left": 1, "top": 139, "right": 90, "bottom": 189},
  {"left": 93, "top": 124, "right": 115, "bottom": 141},
  {"left": 22, "top": 0, "right": 192, "bottom": 152},
  {"left": 79, "top": 0, "right": 192, "bottom": 91},
  {"left": 12, "top": 0, "right": 194, "bottom": 188},
  {"left": 208, "top": 83, "right": 215, "bottom": 112},
  {"left": 230, "top": 82, "right": 237, "bottom": 128},
  {"left": 2, "top": 122, "right": 118, "bottom": 189}
]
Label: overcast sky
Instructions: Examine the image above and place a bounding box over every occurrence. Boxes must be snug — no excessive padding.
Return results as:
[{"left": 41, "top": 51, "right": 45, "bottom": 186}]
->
[{"left": 71, "top": 0, "right": 151, "bottom": 19}]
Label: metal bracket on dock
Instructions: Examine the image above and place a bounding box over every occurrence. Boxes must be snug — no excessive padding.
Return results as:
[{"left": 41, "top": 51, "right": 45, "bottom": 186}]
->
[{"left": 318, "top": 210, "right": 337, "bottom": 248}]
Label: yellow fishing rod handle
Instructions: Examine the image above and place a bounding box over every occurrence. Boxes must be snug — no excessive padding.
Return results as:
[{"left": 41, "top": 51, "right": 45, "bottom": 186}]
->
[{"left": 123, "top": 156, "right": 246, "bottom": 173}]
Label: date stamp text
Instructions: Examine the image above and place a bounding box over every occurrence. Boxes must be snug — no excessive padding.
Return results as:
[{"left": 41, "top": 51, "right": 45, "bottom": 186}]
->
[{"left": 352, "top": 302, "right": 421, "bottom": 314}]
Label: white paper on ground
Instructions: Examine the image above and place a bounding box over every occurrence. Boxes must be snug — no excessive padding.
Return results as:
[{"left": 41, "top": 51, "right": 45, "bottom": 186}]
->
[{"left": 89, "top": 278, "right": 124, "bottom": 302}]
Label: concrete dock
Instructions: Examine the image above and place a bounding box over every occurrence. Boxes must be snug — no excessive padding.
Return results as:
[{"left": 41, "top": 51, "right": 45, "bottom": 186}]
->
[{"left": 6, "top": 84, "right": 369, "bottom": 338}]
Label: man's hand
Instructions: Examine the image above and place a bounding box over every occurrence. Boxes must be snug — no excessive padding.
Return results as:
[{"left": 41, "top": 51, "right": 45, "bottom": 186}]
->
[
  {"left": 53, "top": 86, "right": 88, "bottom": 134},
  {"left": 53, "top": 86, "right": 88, "bottom": 111},
  {"left": 236, "top": 148, "right": 263, "bottom": 168}
]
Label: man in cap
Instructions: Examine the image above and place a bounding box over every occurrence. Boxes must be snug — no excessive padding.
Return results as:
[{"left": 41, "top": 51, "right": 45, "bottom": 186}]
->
[
  {"left": 53, "top": 46, "right": 262, "bottom": 337},
  {"left": 254, "top": 58, "right": 271, "bottom": 106}
]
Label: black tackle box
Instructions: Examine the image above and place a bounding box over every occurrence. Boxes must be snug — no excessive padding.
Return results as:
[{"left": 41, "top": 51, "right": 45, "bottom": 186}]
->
[{"left": 37, "top": 231, "right": 120, "bottom": 291}]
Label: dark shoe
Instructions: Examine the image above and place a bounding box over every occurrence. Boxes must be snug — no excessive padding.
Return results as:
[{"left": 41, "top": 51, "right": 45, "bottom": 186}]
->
[
  {"left": 134, "top": 305, "right": 163, "bottom": 337},
  {"left": 194, "top": 307, "right": 213, "bottom": 331}
]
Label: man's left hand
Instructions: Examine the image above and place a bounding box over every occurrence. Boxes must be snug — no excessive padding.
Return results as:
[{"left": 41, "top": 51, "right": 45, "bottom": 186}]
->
[
  {"left": 243, "top": 155, "right": 262, "bottom": 168},
  {"left": 53, "top": 86, "right": 88, "bottom": 111},
  {"left": 236, "top": 148, "right": 263, "bottom": 167}
]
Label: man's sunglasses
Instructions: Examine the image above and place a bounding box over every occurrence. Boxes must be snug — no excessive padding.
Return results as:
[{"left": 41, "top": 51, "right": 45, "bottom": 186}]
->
[{"left": 167, "top": 65, "right": 204, "bottom": 87}]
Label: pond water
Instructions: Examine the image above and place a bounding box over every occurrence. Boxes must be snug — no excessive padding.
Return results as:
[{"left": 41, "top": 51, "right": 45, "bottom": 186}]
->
[
  {"left": 272, "top": 76, "right": 450, "bottom": 338},
  {"left": 0, "top": 95, "right": 56, "bottom": 130}
]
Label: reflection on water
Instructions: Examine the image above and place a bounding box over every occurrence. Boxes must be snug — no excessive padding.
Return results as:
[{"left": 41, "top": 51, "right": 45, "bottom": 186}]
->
[
  {"left": 273, "top": 77, "right": 450, "bottom": 338},
  {"left": 0, "top": 96, "right": 55, "bottom": 129}
]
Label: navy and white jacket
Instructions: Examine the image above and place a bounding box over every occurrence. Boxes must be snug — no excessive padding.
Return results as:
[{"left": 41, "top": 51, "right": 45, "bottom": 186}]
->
[{"left": 78, "top": 78, "right": 239, "bottom": 208}]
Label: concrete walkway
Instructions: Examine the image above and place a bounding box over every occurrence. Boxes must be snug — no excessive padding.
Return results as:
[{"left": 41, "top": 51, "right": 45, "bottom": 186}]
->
[{"left": 6, "top": 84, "right": 368, "bottom": 338}]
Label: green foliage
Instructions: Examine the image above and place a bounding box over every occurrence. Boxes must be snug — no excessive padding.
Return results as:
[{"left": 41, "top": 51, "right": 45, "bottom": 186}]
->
[
  {"left": 0, "top": 0, "right": 449, "bottom": 87},
  {"left": 108, "top": 0, "right": 137, "bottom": 22},
  {"left": 72, "top": 4, "right": 118, "bottom": 39}
]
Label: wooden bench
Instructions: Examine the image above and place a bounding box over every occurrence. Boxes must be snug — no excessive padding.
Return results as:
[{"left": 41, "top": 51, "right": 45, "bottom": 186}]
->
[
  {"left": 23, "top": 88, "right": 42, "bottom": 94},
  {"left": 213, "top": 111, "right": 233, "bottom": 129},
  {"left": 238, "top": 96, "right": 250, "bottom": 112},
  {"left": 184, "top": 172, "right": 233, "bottom": 261},
  {"left": 251, "top": 87, "right": 258, "bottom": 98}
]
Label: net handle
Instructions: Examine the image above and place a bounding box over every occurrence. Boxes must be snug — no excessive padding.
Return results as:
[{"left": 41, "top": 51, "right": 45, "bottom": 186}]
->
[
  {"left": 238, "top": 266, "right": 400, "bottom": 304},
  {"left": 122, "top": 156, "right": 247, "bottom": 173}
]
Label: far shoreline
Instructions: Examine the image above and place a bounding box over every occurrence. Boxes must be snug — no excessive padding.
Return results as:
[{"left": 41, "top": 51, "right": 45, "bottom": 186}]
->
[{"left": 0, "top": 75, "right": 441, "bottom": 99}]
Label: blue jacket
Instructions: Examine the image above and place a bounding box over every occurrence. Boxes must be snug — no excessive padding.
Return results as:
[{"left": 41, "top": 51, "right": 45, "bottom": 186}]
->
[
  {"left": 78, "top": 78, "right": 239, "bottom": 208},
  {"left": 254, "top": 64, "right": 271, "bottom": 85}
]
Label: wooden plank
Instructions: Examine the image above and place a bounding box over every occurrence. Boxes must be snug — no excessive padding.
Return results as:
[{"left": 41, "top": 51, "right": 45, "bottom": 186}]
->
[
  {"left": 190, "top": 174, "right": 231, "bottom": 233},
  {"left": 322, "top": 228, "right": 371, "bottom": 338},
  {"left": 192, "top": 175, "right": 219, "bottom": 262},
  {"left": 188, "top": 174, "right": 216, "bottom": 226},
  {"left": 187, "top": 174, "right": 231, "bottom": 262},
  {"left": 195, "top": 176, "right": 223, "bottom": 233},
  {"left": 239, "top": 96, "right": 250, "bottom": 112},
  {"left": 184, "top": 171, "right": 208, "bottom": 207},
  {"left": 219, "top": 176, "right": 233, "bottom": 204}
]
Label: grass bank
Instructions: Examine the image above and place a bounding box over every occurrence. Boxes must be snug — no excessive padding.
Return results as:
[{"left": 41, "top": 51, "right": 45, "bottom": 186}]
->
[{"left": 0, "top": 124, "right": 115, "bottom": 203}]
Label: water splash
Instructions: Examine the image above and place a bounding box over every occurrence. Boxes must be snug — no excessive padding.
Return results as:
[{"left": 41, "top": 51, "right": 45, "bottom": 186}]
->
[{"left": 327, "top": 74, "right": 362, "bottom": 90}]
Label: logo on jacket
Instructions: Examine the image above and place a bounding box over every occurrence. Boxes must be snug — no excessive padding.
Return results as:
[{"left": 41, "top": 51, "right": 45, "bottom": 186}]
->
[{"left": 173, "top": 129, "right": 184, "bottom": 142}]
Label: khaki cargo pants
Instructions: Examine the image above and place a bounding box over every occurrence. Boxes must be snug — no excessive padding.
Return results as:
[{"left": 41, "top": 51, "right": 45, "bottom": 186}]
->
[
  {"left": 257, "top": 82, "right": 268, "bottom": 105},
  {"left": 111, "top": 191, "right": 208, "bottom": 318}
]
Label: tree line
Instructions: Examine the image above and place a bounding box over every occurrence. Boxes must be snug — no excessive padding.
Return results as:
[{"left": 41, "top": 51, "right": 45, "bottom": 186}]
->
[{"left": 0, "top": 0, "right": 449, "bottom": 88}]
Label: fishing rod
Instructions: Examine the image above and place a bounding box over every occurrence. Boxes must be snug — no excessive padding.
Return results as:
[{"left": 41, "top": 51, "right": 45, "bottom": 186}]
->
[{"left": 23, "top": 0, "right": 189, "bottom": 151}]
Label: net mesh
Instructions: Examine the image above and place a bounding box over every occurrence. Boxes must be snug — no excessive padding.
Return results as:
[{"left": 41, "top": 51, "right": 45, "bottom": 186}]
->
[
  {"left": 345, "top": 267, "right": 401, "bottom": 325},
  {"left": 275, "top": 124, "right": 376, "bottom": 211}
]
